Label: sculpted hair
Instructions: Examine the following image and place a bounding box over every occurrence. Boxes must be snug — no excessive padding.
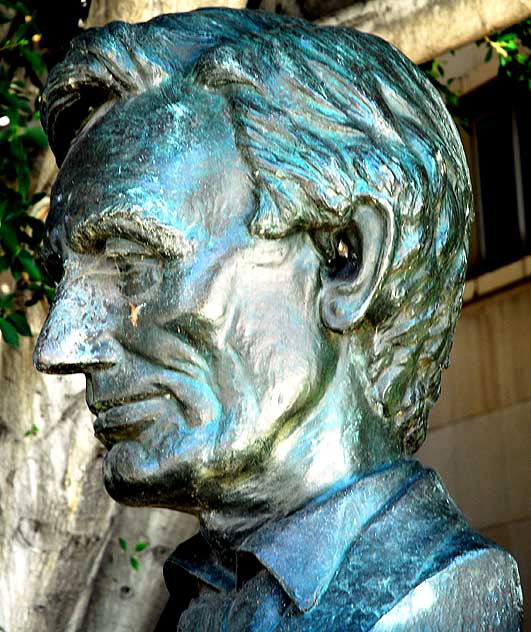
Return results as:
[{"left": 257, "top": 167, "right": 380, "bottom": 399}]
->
[{"left": 42, "top": 8, "right": 473, "bottom": 453}]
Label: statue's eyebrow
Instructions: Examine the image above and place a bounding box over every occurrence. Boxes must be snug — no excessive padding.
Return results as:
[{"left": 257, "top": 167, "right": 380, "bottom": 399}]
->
[{"left": 69, "top": 209, "right": 194, "bottom": 260}]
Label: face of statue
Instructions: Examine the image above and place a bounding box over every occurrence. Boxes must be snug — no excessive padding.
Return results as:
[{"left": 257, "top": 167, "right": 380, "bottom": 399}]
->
[{"left": 34, "top": 83, "right": 338, "bottom": 512}]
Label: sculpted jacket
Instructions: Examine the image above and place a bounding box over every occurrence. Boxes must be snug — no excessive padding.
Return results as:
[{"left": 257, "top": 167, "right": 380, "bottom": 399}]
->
[{"left": 156, "top": 460, "right": 523, "bottom": 631}]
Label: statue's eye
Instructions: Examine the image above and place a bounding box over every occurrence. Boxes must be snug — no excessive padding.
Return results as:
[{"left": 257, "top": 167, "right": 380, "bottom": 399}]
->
[
  {"left": 104, "top": 238, "right": 152, "bottom": 259},
  {"left": 115, "top": 257, "right": 162, "bottom": 298},
  {"left": 105, "top": 238, "right": 162, "bottom": 298}
]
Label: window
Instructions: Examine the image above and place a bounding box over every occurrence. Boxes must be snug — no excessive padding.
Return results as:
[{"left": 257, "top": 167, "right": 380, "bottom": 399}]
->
[{"left": 459, "top": 79, "right": 531, "bottom": 278}]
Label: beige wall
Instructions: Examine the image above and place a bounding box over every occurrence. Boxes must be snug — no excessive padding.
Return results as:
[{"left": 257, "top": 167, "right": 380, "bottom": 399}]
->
[{"left": 418, "top": 278, "right": 531, "bottom": 630}]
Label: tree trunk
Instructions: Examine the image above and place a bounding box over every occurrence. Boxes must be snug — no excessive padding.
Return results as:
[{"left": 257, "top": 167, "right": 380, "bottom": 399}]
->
[{"left": 0, "top": 301, "right": 198, "bottom": 632}]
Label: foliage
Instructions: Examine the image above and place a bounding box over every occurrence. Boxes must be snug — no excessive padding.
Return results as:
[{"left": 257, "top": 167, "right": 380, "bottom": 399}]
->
[
  {"left": 421, "top": 16, "right": 531, "bottom": 122},
  {"left": 23, "top": 422, "right": 39, "bottom": 436},
  {"left": 419, "top": 57, "right": 466, "bottom": 127},
  {"left": 420, "top": 58, "right": 459, "bottom": 107},
  {"left": 481, "top": 17, "right": 531, "bottom": 89},
  {"left": 118, "top": 537, "right": 150, "bottom": 571},
  {"left": 0, "top": 0, "right": 53, "bottom": 348}
]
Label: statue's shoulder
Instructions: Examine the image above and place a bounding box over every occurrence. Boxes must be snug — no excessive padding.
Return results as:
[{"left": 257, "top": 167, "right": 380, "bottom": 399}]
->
[
  {"left": 279, "top": 464, "right": 523, "bottom": 631},
  {"left": 371, "top": 541, "right": 523, "bottom": 631},
  {"left": 360, "top": 467, "right": 523, "bottom": 631},
  {"left": 280, "top": 531, "right": 522, "bottom": 632}
]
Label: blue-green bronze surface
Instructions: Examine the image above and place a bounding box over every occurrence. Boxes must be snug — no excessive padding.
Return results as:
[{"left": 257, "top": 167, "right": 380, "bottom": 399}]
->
[{"left": 34, "top": 9, "right": 522, "bottom": 630}]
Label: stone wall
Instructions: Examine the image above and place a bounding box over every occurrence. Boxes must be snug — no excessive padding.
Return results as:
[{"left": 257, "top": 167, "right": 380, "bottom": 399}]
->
[{"left": 418, "top": 277, "right": 531, "bottom": 631}]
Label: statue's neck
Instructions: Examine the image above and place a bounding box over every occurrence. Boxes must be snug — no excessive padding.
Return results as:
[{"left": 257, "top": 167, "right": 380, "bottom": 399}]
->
[{"left": 198, "top": 356, "right": 402, "bottom": 547}]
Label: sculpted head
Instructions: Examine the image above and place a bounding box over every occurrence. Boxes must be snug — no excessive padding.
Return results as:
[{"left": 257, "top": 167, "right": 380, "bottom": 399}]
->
[{"left": 34, "top": 9, "right": 472, "bottom": 532}]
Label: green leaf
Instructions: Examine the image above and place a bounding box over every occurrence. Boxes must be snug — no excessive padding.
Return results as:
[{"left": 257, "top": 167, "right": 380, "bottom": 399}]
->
[
  {"left": 130, "top": 556, "right": 140, "bottom": 571},
  {"left": 497, "top": 33, "right": 517, "bottom": 42},
  {"left": 4, "top": 206, "right": 30, "bottom": 222},
  {"left": 135, "top": 541, "right": 148, "bottom": 552},
  {"left": 118, "top": 537, "right": 127, "bottom": 551},
  {"left": 20, "top": 46, "right": 44, "bottom": 74},
  {"left": 43, "top": 286, "right": 55, "bottom": 302},
  {"left": 0, "top": 292, "right": 14, "bottom": 310},
  {"left": 0, "top": 317, "right": 19, "bottom": 347},
  {"left": 29, "top": 192, "right": 46, "bottom": 205},
  {"left": 447, "top": 94, "right": 459, "bottom": 107},
  {"left": 6, "top": 310, "right": 31, "bottom": 336},
  {"left": 25, "top": 282, "right": 43, "bottom": 293},
  {"left": 24, "top": 423, "right": 39, "bottom": 437},
  {"left": 18, "top": 249, "right": 41, "bottom": 280},
  {"left": 21, "top": 126, "right": 48, "bottom": 149},
  {"left": 0, "top": 223, "right": 20, "bottom": 254}
]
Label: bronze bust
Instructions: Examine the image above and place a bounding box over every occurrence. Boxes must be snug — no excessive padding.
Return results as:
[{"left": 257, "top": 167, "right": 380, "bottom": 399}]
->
[{"left": 34, "top": 9, "right": 522, "bottom": 630}]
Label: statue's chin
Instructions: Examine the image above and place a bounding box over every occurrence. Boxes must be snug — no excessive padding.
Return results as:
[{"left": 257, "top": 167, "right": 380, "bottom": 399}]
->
[
  {"left": 101, "top": 438, "right": 200, "bottom": 510},
  {"left": 101, "top": 440, "right": 153, "bottom": 504}
]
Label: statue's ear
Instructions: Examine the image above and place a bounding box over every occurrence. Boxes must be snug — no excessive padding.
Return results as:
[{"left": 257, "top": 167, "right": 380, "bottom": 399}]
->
[{"left": 314, "top": 202, "right": 394, "bottom": 333}]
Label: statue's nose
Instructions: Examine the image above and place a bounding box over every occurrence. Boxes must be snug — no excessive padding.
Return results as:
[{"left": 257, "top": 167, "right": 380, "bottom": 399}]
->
[{"left": 33, "top": 277, "right": 118, "bottom": 375}]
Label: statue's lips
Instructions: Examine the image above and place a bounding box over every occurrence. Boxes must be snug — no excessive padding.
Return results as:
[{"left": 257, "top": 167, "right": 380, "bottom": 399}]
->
[{"left": 93, "top": 396, "right": 174, "bottom": 446}]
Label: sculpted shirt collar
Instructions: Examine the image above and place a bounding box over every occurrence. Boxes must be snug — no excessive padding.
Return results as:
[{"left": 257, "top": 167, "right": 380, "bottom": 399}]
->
[{"left": 164, "top": 459, "right": 423, "bottom": 613}]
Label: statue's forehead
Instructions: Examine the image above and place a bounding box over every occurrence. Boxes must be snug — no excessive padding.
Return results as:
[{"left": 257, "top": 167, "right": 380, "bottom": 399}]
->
[
  {"left": 45, "top": 85, "right": 251, "bottom": 258},
  {"left": 58, "top": 83, "right": 215, "bottom": 172}
]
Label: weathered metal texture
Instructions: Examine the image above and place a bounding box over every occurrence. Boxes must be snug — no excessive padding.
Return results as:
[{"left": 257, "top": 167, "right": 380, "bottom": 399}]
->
[
  {"left": 33, "top": 8, "right": 522, "bottom": 630},
  {"left": 316, "top": 0, "right": 531, "bottom": 64},
  {"left": 164, "top": 461, "right": 522, "bottom": 630}
]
